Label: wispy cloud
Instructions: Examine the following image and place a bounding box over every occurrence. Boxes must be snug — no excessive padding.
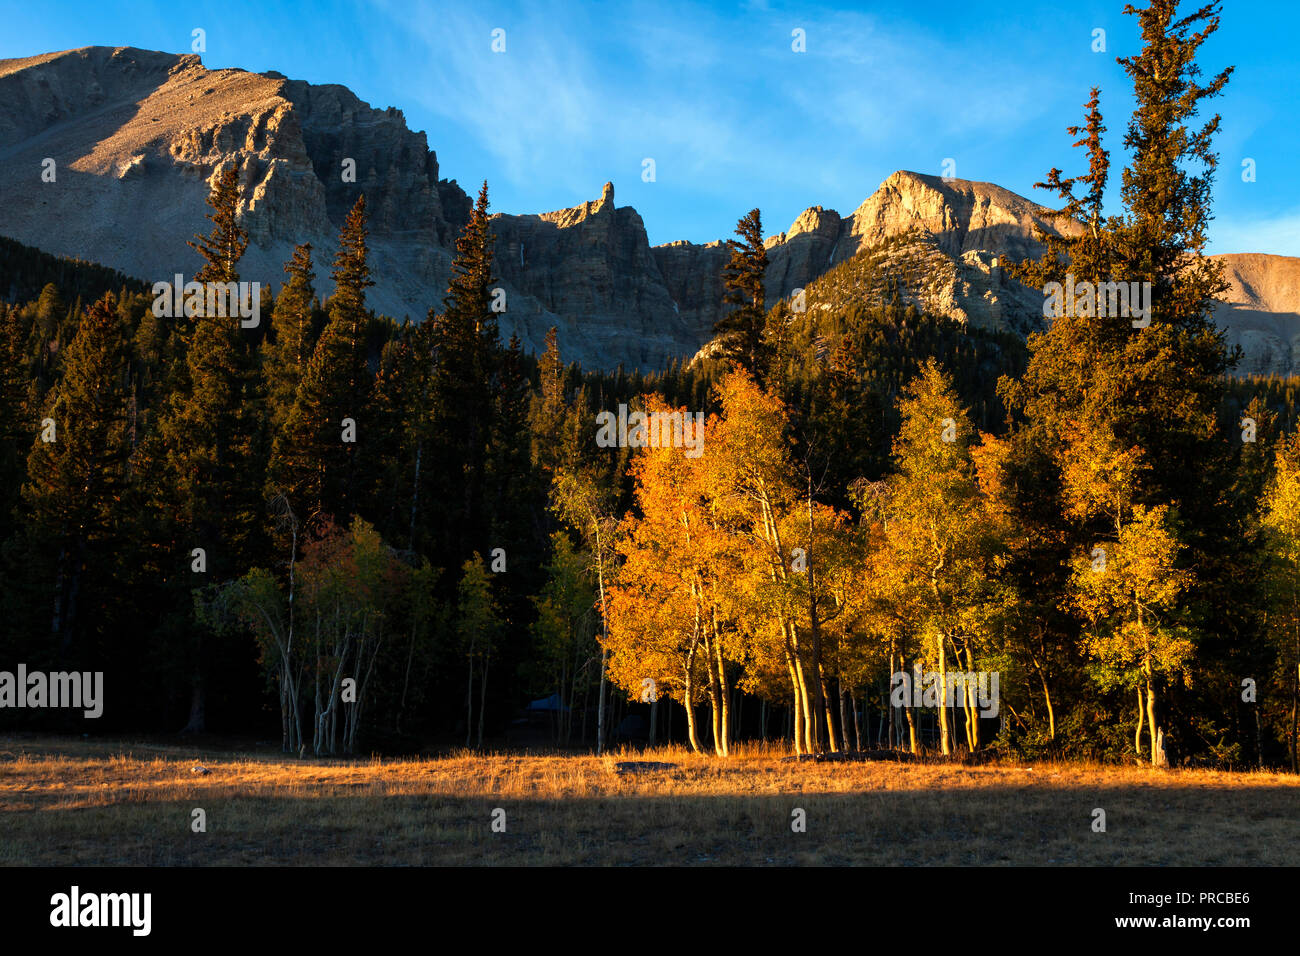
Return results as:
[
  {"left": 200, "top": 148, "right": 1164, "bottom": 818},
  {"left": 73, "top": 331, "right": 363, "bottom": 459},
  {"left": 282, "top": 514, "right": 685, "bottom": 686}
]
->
[
  {"left": 357, "top": 0, "right": 1295, "bottom": 249},
  {"left": 1210, "top": 209, "right": 1300, "bottom": 257},
  {"left": 367, "top": 0, "right": 1070, "bottom": 238}
]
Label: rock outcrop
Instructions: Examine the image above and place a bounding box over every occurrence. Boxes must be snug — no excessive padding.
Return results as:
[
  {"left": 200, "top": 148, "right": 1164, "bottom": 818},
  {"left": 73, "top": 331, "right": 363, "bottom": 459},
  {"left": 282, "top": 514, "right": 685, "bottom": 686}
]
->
[
  {"left": 0, "top": 46, "right": 474, "bottom": 331},
  {"left": 657, "top": 170, "right": 1078, "bottom": 345},
  {"left": 1211, "top": 254, "right": 1300, "bottom": 376},
  {"left": 489, "top": 182, "right": 699, "bottom": 369}
]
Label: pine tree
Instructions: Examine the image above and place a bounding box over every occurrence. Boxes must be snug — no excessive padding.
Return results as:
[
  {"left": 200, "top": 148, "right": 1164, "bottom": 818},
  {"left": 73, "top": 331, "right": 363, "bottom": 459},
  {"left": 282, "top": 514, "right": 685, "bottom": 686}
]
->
[
  {"left": 0, "top": 304, "right": 32, "bottom": 543},
  {"left": 426, "top": 182, "right": 499, "bottom": 560},
  {"left": 715, "top": 209, "right": 769, "bottom": 383},
  {"left": 22, "top": 293, "right": 131, "bottom": 652},
  {"left": 1002, "top": 0, "right": 1236, "bottom": 760},
  {"left": 269, "top": 197, "right": 374, "bottom": 525},
  {"left": 155, "top": 166, "right": 261, "bottom": 573},
  {"left": 188, "top": 165, "right": 249, "bottom": 285},
  {"left": 150, "top": 165, "right": 263, "bottom": 733},
  {"left": 263, "top": 243, "right": 317, "bottom": 431}
]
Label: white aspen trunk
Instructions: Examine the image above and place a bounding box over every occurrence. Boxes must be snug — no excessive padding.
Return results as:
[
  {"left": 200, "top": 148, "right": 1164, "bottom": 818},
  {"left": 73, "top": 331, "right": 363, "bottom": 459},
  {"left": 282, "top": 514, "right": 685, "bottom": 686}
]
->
[
  {"left": 477, "top": 655, "right": 489, "bottom": 750},
  {"left": 594, "top": 517, "right": 610, "bottom": 756},
  {"left": 712, "top": 616, "right": 730, "bottom": 756},
  {"left": 786, "top": 654, "right": 804, "bottom": 756},
  {"left": 1135, "top": 684, "right": 1146, "bottom": 760},
  {"left": 938, "top": 635, "right": 951, "bottom": 756},
  {"left": 465, "top": 639, "right": 475, "bottom": 749},
  {"left": 684, "top": 644, "right": 702, "bottom": 752}
]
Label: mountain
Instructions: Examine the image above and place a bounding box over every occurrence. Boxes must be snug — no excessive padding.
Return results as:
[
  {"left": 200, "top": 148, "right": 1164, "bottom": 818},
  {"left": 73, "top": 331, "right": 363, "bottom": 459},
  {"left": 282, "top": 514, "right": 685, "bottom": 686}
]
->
[
  {"left": 1209, "top": 254, "right": 1300, "bottom": 376},
  {"left": 661, "top": 170, "right": 1084, "bottom": 348},
  {"left": 0, "top": 46, "right": 708, "bottom": 369},
  {"left": 1, "top": 46, "right": 1297, "bottom": 374}
]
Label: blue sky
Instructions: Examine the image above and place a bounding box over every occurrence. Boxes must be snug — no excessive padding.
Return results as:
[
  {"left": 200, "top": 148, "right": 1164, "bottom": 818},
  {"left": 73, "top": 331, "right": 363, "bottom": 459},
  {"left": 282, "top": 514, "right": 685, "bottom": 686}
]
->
[{"left": 4, "top": 0, "right": 1297, "bottom": 253}]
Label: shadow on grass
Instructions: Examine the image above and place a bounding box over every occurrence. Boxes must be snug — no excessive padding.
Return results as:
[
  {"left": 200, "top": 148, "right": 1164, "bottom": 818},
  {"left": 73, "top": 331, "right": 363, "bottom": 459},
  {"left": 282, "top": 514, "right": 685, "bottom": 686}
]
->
[{"left": 6, "top": 779, "right": 1298, "bottom": 866}]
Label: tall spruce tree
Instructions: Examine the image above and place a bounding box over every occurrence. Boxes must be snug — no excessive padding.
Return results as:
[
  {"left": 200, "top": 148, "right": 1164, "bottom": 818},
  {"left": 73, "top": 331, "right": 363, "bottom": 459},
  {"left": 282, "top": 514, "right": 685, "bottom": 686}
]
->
[
  {"left": 426, "top": 182, "right": 499, "bottom": 561},
  {"left": 270, "top": 196, "right": 374, "bottom": 525},
  {"left": 188, "top": 166, "right": 250, "bottom": 286},
  {"left": 0, "top": 304, "right": 32, "bottom": 544},
  {"left": 263, "top": 243, "right": 317, "bottom": 431},
  {"left": 151, "top": 164, "right": 262, "bottom": 732},
  {"left": 22, "top": 293, "right": 131, "bottom": 654},
  {"left": 715, "top": 208, "right": 770, "bottom": 383}
]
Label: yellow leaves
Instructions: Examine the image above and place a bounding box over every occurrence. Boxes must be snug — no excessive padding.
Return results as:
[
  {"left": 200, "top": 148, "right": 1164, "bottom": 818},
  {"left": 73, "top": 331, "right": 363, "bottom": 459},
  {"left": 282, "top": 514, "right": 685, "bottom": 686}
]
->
[
  {"left": 1073, "top": 503, "right": 1193, "bottom": 678},
  {"left": 1058, "top": 420, "right": 1146, "bottom": 527},
  {"left": 1263, "top": 430, "right": 1300, "bottom": 548}
]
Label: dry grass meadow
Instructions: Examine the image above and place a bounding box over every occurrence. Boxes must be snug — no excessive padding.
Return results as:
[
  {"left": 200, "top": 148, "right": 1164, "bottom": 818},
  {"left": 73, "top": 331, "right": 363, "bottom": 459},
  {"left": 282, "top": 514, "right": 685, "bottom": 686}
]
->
[{"left": 2, "top": 735, "right": 1297, "bottom": 865}]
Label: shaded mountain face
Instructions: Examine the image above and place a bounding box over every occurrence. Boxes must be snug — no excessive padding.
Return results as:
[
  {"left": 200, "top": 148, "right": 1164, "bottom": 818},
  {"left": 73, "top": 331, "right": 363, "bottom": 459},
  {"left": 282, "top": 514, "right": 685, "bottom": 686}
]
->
[
  {"left": 1210, "top": 254, "right": 1300, "bottom": 376},
  {"left": 0, "top": 46, "right": 466, "bottom": 330},
  {"left": 1, "top": 46, "right": 1297, "bottom": 373}
]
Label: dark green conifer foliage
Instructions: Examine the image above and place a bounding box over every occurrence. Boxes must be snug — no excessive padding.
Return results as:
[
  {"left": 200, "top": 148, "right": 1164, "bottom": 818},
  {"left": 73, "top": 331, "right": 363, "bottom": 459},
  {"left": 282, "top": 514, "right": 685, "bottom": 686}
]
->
[
  {"left": 263, "top": 243, "right": 317, "bottom": 431},
  {"left": 188, "top": 165, "right": 249, "bottom": 286},
  {"left": 0, "top": 304, "right": 32, "bottom": 543},
  {"left": 22, "top": 293, "right": 130, "bottom": 651},
  {"left": 1001, "top": 0, "right": 1239, "bottom": 756},
  {"left": 270, "top": 196, "right": 374, "bottom": 525},
  {"left": 427, "top": 182, "right": 499, "bottom": 560},
  {"left": 715, "top": 208, "right": 770, "bottom": 383}
]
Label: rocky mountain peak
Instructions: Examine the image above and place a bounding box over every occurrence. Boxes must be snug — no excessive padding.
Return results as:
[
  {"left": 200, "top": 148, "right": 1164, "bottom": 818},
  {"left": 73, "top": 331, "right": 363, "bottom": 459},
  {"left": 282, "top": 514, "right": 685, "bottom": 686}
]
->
[{"left": 0, "top": 47, "right": 1296, "bottom": 373}]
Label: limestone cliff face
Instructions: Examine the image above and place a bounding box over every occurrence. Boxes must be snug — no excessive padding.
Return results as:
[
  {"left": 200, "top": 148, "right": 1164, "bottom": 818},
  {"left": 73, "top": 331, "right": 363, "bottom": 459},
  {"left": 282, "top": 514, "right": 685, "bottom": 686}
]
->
[
  {"left": 656, "top": 171, "right": 1077, "bottom": 345},
  {"left": 489, "top": 182, "right": 698, "bottom": 369},
  {"left": 838, "top": 170, "right": 1080, "bottom": 264},
  {"left": 651, "top": 239, "right": 730, "bottom": 352},
  {"left": 1211, "top": 254, "right": 1300, "bottom": 376},
  {"left": 0, "top": 46, "right": 467, "bottom": 328}
]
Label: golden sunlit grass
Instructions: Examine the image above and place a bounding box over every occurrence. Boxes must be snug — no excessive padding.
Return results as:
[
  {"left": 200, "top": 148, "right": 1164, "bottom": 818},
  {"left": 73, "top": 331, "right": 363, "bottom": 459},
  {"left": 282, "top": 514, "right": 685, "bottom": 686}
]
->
[{"left": 2, "top": 735, "right": 1297, "bottom": 865}]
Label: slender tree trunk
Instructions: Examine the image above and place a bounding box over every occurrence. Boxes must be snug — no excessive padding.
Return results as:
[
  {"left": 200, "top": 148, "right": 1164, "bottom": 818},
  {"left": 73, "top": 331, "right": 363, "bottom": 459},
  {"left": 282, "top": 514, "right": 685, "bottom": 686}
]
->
[
  {"left": 477, "top": 654, "right": 489, "bottom": 750},
  {"left": 905, "top": 698, "right": 918, "bottom": 754},
  {"left": 706, "top": 647, "right": 722, "bottom": 756},
  {"left": 1135, "top": 684, "right": 1146, "bottom": 760},
  {"left": 1291, "top": 656, "right": 1299, "bottom": 774},
  {"left": 786, "top": 654, "right": 804, "bottom": 756},
  {"left": 887, "top": 646, "right": 896, "bottom": 749},
  {"left": 938, "top": 635, "right": 951, "bottom": 756},
  {"left": 396, "top": 617, "right": 418, "bottom": 736},
  {"left": 879, "top": 681, "right": 888, "bottom": 747},
  {"left": 684, "top": 644, "right": 702, "bottom": 753},
  {"left": 594, "top": 517, "right": 610, "bottom": 756},
  {"left": 1030, "top": 635, "right": 1055, "bottom": 740},
  {"left": 596, "top": 648, "right": 607, "bottom": 755},
  {"left": 712, "top": 611, "right": 730, "bottom": 756},
  {"left": 1040, "top": 669, "right": 1056, "bottom": 741},
  {"left": 1146, "top": 666, "right": 1158, "bottom": 768},
  {"left": 465, "top": 644, "right": 475, "bottom": 749},
  {"left": 790, "top": 629, "right": 815, "bottom": 754},
  {"left": 819, "top": 667, "right": 838, "bottom": 752},
  {"left": 280, "top": 676, "right": 290, "bottom": 752},
  {"left": 964, "top": 644, "right": 979, "bottom": 751},
  {"left": 838, "top": 686, "right": 851, "bottom": 752}
]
